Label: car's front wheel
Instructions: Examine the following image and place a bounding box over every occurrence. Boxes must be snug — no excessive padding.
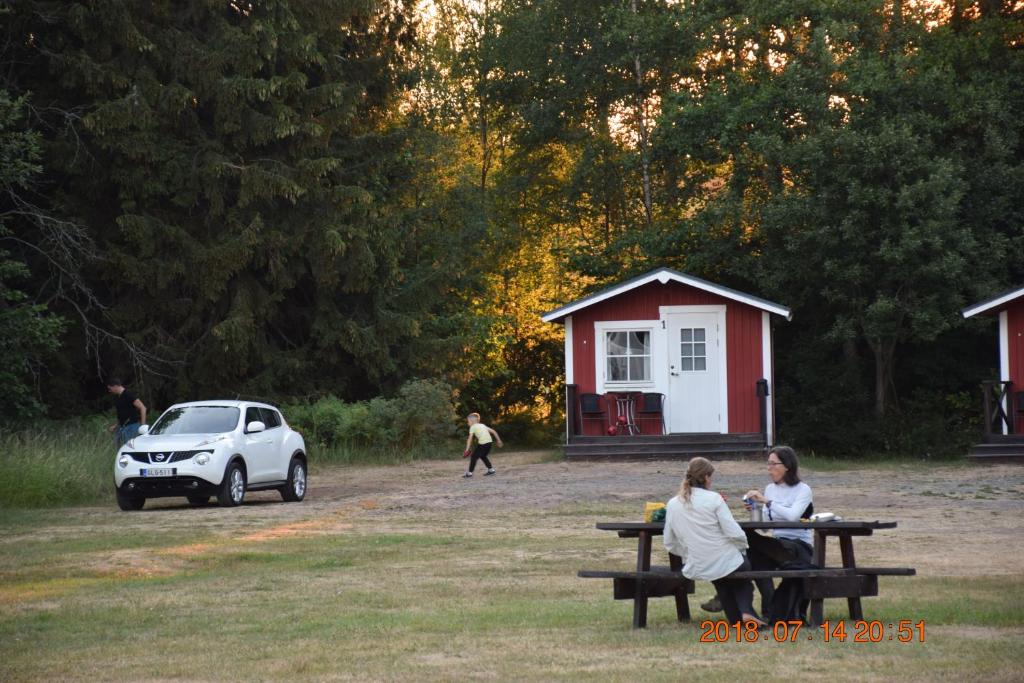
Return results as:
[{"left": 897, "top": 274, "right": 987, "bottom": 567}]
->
[
  {"left": 280, "top": 458, "right": 307, "bottom": 502},
  {"left": 116, "top": 490, "right": 145, "bottom": 511},
  {"left": 217, "top": 462, "right": 246, "bottom": 507}
]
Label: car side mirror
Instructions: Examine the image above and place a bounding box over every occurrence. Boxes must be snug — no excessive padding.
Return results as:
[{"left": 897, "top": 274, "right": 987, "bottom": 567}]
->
[
  {"left": 137, "top": 424, "right": 150, "bottom": 435},
  {"left": 246, "top": 421, "right": 266, "bottom": 434}
]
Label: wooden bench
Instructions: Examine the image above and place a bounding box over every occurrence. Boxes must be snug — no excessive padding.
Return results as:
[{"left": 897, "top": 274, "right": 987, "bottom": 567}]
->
[
  {"left": 578, "top": 566, "right": 696, "bottom": 627},
  {"left": 583, "top": 521, "right": 916, "bottom": 628}
]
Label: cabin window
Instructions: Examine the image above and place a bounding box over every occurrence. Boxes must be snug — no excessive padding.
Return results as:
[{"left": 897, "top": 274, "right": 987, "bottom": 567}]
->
[
  {"left": 679, "top": 328, "right": 707, "bottom": 371},
  {"left": 605, "top": 331, "right": 651, "bottom": 382}
]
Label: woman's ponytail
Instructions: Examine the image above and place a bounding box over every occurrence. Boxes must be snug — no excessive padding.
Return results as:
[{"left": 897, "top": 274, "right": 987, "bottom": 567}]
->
[{"left": 678, "top": 457, "right": 715, "bottom": 503}]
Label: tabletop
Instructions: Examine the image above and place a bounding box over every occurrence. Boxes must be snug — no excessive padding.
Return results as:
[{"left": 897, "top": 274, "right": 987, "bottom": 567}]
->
[{"left": 596, "top": 520, "right": 897, "bottom": 532}]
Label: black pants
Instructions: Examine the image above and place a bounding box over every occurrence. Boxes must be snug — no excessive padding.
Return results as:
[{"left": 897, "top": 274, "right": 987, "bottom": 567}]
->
[
  {"left": 469, "top": 443, "right": 493, "bottom": 472},
  {"left": 712, "top": 558, "right": 756, "bottom": 624},
  {"left": 746, "top": 534, "right": 815, "bottom": 613}
]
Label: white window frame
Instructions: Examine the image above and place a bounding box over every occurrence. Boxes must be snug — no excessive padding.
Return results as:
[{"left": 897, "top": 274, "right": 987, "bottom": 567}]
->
[
  {"left": 676, "top": 326, "right": 710, "bottom": 373},
  {"left": 594, "top": 321, "right": 658, "bottom": 392}
]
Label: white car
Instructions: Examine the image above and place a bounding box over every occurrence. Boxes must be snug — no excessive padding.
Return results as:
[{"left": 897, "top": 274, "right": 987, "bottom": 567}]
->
[{"left": 114, "top": 400, "right": 307, "bottom": 510}]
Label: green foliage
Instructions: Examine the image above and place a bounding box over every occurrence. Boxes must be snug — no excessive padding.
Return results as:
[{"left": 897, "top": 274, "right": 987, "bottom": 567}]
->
[
  {"left": 285, "top": 379, "right": 459, "bottom": 454},
  {"left": 2, "top": 0, "right": 479, "bottom": 408},
  {"left": 0, "top": 89, "right": 64, "bottom": 420},
  {"left": 0, "top": 417, "right": 113, "bottom": 508}
]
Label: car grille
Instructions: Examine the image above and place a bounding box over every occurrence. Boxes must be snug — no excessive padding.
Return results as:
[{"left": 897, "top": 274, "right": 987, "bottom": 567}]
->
[{"left": 126, "top": 451, "right": 207, "bottom": 464}]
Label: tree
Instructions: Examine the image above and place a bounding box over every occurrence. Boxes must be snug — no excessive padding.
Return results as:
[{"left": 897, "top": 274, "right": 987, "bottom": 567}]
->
[
  {"left": 1, "top": 0, "right": 478, "bottom": 405},
  {"left": 0, "top": 90, "right": 64, "bottom": 419}
]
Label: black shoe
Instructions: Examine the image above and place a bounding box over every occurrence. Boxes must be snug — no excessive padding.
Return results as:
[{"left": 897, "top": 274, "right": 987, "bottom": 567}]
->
[{"left": 701, "top": 596, "right": 723, "bottom": 612}]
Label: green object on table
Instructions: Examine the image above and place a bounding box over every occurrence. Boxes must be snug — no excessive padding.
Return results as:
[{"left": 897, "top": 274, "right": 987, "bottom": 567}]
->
[{"left": 650, "top": 507, "right": 666, "bottom": 523}]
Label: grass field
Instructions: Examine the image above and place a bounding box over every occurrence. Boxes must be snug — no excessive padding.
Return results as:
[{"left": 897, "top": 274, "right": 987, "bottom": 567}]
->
[{"left": 1, "top": 453, "right": 1022, "bottom": 681}]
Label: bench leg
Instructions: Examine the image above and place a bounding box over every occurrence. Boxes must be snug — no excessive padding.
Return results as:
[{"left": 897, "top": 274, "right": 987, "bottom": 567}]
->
[
  {"left": 633, "top": 587, "right": 649, "bottom": 628},
  {"left": 668, "top": 552, "right": 690, "bottom": 622},
  {"left": 809, "top": 599, "right": 824, "bottom": 627},
  {"left": 632, "top": 531, "right": 652, "bottom": 628},
  {"left": 673, "top": 589, "right": 690, "bottom": 623}
]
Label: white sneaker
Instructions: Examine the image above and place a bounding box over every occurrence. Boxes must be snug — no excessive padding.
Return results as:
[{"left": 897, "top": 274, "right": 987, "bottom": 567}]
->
[
  {"left": 484, "top": 468, "right": 496, "bottom": 476},
  {"left": 462, "top": 472, "right": 473, "bottom": 478}
]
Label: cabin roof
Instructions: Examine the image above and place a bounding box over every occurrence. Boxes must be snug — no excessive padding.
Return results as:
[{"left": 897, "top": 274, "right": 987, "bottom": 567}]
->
[
  {"left": 541, "top": 267, "right": 792, "bottom": 323},
  {"left": 963, "top": 286, "right": 1024, "bottom": 318}
]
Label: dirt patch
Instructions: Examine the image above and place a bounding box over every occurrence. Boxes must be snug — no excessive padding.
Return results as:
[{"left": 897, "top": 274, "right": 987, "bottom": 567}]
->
[{"left": 7, "top": 452, "right": 1023, "bottom": 580}]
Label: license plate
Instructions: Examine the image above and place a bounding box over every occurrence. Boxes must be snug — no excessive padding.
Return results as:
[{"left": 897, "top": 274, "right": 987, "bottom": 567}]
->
[{"left": 141, "top": 468, "right": 175, "bottom": 477}]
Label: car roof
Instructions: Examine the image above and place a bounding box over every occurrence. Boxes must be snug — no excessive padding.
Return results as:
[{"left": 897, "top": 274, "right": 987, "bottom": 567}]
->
[{"left": 165, "top": 400, "right": 281, "bottom": 410}]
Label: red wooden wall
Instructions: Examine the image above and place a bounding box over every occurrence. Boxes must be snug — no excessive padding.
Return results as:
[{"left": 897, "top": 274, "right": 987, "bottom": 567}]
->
[
  {"left": 569, "top": 281, "right": 765, "bottom": 434},
  {"left": 1007, "top": 300, "right": 1024, "bottom": 432}
]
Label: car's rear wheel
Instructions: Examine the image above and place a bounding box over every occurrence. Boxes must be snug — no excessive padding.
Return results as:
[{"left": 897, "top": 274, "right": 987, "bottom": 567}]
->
[
  {"left": 187, "top": 495, "right": 210, "bottom": 506},
  {"left": 217, "top": 462, "right": 246, "bottom": 507},
  {"left": 280, "top": 458, "right": 307, "bottom": 502},
  {"left": 116, "top": 491, "right": 145, "bottom": 511}
]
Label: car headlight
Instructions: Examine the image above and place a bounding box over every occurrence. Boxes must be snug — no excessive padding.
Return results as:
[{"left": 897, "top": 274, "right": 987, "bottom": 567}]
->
[
  {"left": 118, "top": 454, "right": 130, "bottom": 469},
  {"left": 194, "top": 452, "right": 211, "bottom": 466}
]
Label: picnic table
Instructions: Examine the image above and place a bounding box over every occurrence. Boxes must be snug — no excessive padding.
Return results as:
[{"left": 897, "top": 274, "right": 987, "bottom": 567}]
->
[{"left": 580, "top": 520, "right": 915, "bottom": 628}]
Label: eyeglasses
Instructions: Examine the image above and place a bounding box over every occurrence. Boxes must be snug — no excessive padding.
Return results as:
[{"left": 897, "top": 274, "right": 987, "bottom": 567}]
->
[{"left": 767, "top": 461, "right": 784, "bottom": 467}]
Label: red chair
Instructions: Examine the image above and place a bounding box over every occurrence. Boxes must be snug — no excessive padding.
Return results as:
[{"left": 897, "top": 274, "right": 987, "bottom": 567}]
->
[
  {"left": 636, "top": 393, "right": 666, "bottom": 435},
  {"left": 579, "top": 393, "right": 609, "bottom": 435}
]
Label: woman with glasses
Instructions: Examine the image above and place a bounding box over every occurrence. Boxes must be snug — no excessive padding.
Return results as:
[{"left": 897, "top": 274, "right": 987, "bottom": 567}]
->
[{"left": 742, "top": 446, "right": 815, "bottom": 619}]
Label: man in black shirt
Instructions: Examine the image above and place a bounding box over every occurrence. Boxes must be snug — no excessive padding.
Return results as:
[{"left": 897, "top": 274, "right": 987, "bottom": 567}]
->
[{"left": 106, "top": 378, "right": 148, "bottom": 448}]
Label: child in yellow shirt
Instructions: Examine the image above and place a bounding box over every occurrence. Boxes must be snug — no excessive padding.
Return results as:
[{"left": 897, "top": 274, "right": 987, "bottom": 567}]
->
[{"left": 463, "top": 412, "right": 503, "bottom": 478}]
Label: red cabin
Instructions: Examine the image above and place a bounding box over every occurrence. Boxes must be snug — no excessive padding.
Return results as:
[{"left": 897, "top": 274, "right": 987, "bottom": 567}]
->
[
  {"left": 963, "top": 288, "right": 1024, "bottom": 462},
  {"left": 542, "top": 268, "right": 791, "bottom": 459}
]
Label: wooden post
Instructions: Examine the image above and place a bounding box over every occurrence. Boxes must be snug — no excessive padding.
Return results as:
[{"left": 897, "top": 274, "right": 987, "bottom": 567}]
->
[
  {"left": 809, "top": 530, "right": 826, "bottom": 627},
  {"left": 756, "top": 378, "right": 769, "bottom": 446},
  {"left": 633, "top": 531, "right": 652, "bottom": 628},
  {"left": 669, "top": 552, "right": 691, "bottom": 622},
  {"left": 839, "top": 535, "right": 864, "bottom": 620},
  {"left": 982, "top": 383, "right": 993, "bottom": 438},
  {"left": 566, "top": 384, "right": 578, "bottom": 443}
]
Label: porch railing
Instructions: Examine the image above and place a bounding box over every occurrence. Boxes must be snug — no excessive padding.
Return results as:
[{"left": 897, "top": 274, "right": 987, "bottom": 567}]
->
[
  {"left": 756, "top": 378, "right": 769, "bottom": 447},
  {"left": 981, "top": 380, "right": 1014, "bottom": 437},
  {"left": 566, "top": 383, "right": 579, "bottom": 442}
]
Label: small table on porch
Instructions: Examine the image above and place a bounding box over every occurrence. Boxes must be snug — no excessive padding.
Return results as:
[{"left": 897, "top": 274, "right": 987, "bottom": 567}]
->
[
  {"left": 608, "top": 392, "right": 640, "bottom": 435},
  {"left": 592, "top": 519, "right": 907, "bottom": 627}
]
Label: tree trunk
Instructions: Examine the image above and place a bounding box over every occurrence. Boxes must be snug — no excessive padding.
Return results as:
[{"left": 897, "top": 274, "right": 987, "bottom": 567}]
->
[
  {"left": 630, "top": 0, "right": 653, "bottom": 227},
  {"left": 870, "top": 339, "right": 897, "bottom": 417}
]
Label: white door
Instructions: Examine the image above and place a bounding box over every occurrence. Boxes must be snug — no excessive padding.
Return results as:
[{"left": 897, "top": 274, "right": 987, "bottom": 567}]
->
[
  {"left": 243, "top": 406, "right": 276, "bottom": 483},
  {"left": 664, "top": 312, "right": 724, "bottom": 433}
]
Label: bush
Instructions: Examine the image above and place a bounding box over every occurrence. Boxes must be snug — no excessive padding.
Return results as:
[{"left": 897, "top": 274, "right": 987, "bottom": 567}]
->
[
  {"left": 0, "top": 417, "right": 115, "bottom": 508},
  {"left": 285, "top": 379, "right": 459, "bottom": 458}
]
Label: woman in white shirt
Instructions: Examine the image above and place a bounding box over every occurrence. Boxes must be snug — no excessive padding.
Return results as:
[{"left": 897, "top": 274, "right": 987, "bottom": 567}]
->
[
  {"left": 743, "top": 446, "right": 815, "bottom": 614},
  {"left": 664, "top": 457, "right": 764, "bottom": 625}
]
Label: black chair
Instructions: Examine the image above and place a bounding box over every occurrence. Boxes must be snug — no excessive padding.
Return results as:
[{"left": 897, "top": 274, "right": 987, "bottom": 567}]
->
[
  {"left": 579, "top": 393, "right": 609, "bottom": 434},
  {"left": 636, "top": 392, "right": 666, "bottom": 435}
]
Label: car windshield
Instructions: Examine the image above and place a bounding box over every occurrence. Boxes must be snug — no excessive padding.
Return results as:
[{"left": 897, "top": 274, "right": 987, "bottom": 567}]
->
[{"left": 149, "top": 406, "right": 240, "bottom": 435}]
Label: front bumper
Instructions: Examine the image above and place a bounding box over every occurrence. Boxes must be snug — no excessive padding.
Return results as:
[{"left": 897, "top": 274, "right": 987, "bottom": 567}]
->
[{"left": 117, "top": 475, "right": 221, "bottom": 498}]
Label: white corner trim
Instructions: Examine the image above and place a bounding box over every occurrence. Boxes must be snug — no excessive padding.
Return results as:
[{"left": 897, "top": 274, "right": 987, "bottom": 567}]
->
[
  {"left": 762, "top": 312, "right": 773, "bottom": 446},
  {"left": 1000, "top": 310, "right": 1010, "bottom": 436},
  {"left": 564, "top": 316, "right": 574, "bottom": 385},
  {"left": 541, "top": 267, "right": 792, "bottom": 322}
]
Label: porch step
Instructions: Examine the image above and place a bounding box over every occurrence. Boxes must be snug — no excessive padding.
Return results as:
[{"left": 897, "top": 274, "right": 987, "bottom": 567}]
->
[
  {"left": 968, "top": 442, "right": 1024, "bottom": 464},
  {"left": 982, "top": 434, "right": 1024, "bottom": 444},
  {"left": 571, "top": 432, "right": 764, "bottom": 446},
  {"left": 564, "top": 434, "right": 766, "bottom": 461}
]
